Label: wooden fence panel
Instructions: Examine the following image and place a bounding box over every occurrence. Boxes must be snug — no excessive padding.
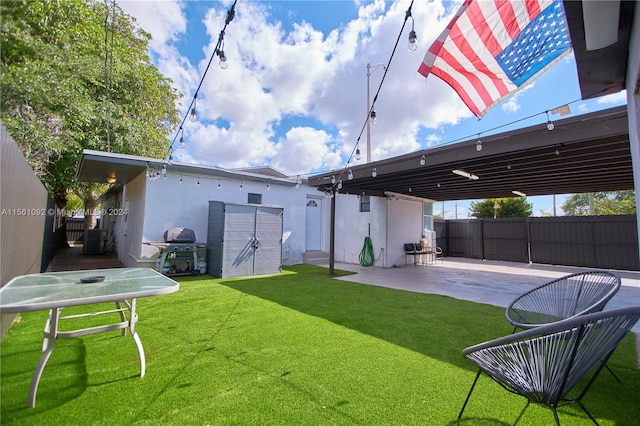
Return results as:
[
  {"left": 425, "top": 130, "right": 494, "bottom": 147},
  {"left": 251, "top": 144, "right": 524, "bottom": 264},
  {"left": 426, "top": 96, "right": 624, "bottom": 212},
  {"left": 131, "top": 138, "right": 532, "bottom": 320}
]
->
[{"left": 66, "top": 217, "right": 85, "bottom": 243}]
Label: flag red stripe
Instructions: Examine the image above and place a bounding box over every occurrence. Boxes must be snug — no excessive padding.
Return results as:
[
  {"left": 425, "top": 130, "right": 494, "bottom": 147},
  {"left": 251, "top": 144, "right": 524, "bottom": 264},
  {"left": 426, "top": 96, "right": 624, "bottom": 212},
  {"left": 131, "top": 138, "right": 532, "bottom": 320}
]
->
[
  {"left": 417, "top": 0, "right": 568, "bottom": 118},
  {"left": 464, "top": 1, "right": 502, "bottom": 56},
  {"left": 431, "top": 67, "right": 482, "bottom": 117},
  {"left": 497, "top": 1, "right": 521, "bottom": 41},
  {"left": 525, "top": 0, "right": 542, "bottom": 21},
  {"left": 448, "top": 28, "right": 510, "bottom": 103},
  {"left": 434, "top": 46, "right": 493, "bottom": 111}
]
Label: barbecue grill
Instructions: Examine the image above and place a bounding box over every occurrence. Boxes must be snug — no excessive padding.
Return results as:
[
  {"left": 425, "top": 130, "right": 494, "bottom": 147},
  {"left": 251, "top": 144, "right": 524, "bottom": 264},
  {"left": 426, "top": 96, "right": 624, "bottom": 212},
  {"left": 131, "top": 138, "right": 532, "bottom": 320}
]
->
[{"left": 152, "top": 228, "right": 207, "bottom": 276}]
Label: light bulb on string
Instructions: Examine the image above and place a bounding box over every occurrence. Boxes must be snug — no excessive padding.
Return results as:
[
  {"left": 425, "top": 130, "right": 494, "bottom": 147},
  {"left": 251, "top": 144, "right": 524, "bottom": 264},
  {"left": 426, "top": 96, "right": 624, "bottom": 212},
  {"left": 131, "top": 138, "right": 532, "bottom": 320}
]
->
[
  {"left": 348, "top": 170, "right": 353, "bottom": 180},
  {"left": 189, "top": 94, "right": 198, "bottom": 122},
  {"left": 179, "top": 128, "right": 185, "bottom": 149},
  {"left": 217, "top": 48, "right": 228, "bottom": 69},
  {"left": 407, "top": 8, "right": 417, "bottom": 52},
  {"left": 420, "top": 155, "right": 426, "bottom": 166},
  {"left": 355, "top": 147, "right": 361, "bottom": 161},
  {"left": 369, "top": 109, "right": 377, "bottom": 125},
  {"left": 546, "top": 111, "right": 555, "bottom": 131},
  {"left": 476, "top": 140, "right": 483, "bottom": 152},
  {"left": 372, "top": 168, "right": 377, "bottom": 178}
]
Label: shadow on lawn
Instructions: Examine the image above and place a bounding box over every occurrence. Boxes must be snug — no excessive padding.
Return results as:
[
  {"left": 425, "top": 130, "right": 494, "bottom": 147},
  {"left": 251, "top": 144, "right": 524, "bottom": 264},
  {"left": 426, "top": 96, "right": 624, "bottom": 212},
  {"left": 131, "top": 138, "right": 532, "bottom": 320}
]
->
[
  {"left": 1, "top": 338, "right": 88, "bottom": 414},
  {"left": 219, "top": 265, "right": 640, "bottom": 425},
  {"left": 220, "top": 265, "right": 512, "bottom": 371}
]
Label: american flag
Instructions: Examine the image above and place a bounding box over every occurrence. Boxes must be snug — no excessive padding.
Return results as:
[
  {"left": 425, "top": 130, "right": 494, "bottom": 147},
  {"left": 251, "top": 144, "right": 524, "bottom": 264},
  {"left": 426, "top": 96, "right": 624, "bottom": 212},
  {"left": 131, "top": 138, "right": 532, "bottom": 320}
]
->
[{"left": 418, "top": 0, "right": 572, "bottom": 118}]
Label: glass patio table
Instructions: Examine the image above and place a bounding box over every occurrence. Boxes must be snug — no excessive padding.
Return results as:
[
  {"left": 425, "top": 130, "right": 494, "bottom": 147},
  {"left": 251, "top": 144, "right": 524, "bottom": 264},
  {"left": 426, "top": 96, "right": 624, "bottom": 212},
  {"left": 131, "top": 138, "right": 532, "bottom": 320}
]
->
[{"left": 0, "top": 267, "right": 179, "bottom": 407}]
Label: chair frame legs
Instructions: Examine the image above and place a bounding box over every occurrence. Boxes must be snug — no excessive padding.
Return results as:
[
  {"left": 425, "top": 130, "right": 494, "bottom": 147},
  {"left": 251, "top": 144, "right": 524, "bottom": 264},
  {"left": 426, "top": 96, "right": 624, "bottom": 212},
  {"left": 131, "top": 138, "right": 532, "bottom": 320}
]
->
[
  {"left": 458, "top": 367, "right": 605, "bottom": 425},
  {"left": 457, "top": 369, "right": 481, "bottom": 420}
]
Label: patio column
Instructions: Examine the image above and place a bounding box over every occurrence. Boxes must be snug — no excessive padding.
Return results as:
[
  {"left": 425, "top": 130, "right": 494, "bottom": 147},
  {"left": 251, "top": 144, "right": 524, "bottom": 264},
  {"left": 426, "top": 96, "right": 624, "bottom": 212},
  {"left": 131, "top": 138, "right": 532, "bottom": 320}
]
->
[{"left": 329, "top": 190, "right": 336, "bottom": 276}]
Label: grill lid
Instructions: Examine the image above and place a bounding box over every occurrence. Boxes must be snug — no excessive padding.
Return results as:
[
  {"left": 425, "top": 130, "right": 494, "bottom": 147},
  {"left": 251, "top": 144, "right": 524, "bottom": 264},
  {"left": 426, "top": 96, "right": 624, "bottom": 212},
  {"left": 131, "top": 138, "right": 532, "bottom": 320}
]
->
[{"left": 163, "top": 227, "right": 196, "bottom": 243}]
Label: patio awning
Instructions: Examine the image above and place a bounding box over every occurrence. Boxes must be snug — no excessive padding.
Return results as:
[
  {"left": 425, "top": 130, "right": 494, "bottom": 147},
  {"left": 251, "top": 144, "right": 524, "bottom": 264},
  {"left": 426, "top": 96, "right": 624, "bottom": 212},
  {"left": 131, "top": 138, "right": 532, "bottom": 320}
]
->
[{"left": 308, "top": 106, "right": 633, "bottom": 202}]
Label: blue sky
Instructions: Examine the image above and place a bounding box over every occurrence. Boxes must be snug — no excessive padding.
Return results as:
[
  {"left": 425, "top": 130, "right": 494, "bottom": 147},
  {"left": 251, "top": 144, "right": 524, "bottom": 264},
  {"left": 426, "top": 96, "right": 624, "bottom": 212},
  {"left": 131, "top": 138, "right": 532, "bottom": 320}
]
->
[{"left": 119, "top": 0, "right": 627, "bottom": 218}]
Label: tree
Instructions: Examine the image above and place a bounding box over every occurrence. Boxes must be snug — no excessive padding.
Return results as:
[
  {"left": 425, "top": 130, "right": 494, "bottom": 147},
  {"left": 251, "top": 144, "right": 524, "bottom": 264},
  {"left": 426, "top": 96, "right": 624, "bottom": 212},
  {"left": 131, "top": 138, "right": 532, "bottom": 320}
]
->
[
  {"left": 1, "top": 0, "right": 180, "bottom": 243},
  {"left": 470, "top": 198, "right": 533, "bottom": 218},
  {"left": 562, "top": 191, "right": 636, "bottom": 216}
]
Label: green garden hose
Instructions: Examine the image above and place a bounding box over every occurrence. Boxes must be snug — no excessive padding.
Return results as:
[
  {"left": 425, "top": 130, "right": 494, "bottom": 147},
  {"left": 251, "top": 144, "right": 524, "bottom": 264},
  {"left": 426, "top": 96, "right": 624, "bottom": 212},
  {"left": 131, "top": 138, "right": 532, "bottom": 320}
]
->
[{"left": 359, "top": 236, "right": 376, "bottom": 267}]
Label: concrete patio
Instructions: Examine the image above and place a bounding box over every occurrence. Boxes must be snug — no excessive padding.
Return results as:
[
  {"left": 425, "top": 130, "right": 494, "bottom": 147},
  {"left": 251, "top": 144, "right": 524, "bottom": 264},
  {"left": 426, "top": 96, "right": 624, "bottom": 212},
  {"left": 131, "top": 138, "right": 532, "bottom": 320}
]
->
[{"left": 330, "top": 258, "right": 640, "bottom": 338}]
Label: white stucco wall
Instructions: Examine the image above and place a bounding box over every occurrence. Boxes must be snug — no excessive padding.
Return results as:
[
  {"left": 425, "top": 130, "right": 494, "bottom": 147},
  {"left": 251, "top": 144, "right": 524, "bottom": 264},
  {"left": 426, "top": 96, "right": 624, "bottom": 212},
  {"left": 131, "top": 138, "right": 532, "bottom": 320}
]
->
[
  {"left": 331, "top": 194, "right": 386, "bottom": 266},
  {"left": 140, "top": 171, "right": 324, "bottom": 266},
  {"left": 329, "top": 193, "right": 427, "bottom": 268},
  {"left": 627, "top": 3, "right": 640, "bottom": 261},
  {"left": 105, "top": 166, "right": 431, "bottom": 270},
  {"left": 386, "top": 197, "right": 425, "bottom": 267},
  {"left": 119, "top": 173, "right": 147, "bottom": 267}
]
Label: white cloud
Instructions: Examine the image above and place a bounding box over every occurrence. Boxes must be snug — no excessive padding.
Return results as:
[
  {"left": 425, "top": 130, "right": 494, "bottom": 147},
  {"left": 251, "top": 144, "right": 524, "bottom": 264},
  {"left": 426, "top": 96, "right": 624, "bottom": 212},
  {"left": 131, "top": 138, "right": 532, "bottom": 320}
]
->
[
  {"left": 425, "top": 134, "right": 442, "bottom": 147},
  {"left": 122, "top": 0, "right": 502, "bottom": 175},
  {"left": 500, "top": 83, "right": 535, "bottom": 114},
  {"left": 271, "top": 127, "right": 342, "bottom": 175},
  {"left": 596, "top": 90, "right": 627, "bottom": 105}
]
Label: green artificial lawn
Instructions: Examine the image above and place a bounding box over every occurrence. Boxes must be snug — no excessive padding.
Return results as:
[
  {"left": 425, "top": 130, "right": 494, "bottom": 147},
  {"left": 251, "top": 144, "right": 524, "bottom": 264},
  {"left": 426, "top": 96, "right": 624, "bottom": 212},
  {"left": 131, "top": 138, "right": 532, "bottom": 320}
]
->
[{"left": 1, "top": 264, "right": 639, "bottom": 425}]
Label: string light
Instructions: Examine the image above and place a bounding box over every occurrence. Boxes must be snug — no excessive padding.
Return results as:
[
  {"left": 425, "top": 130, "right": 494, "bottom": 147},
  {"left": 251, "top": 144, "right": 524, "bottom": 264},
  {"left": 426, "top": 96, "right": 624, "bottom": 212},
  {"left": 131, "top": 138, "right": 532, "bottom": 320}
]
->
[
  {"left": 179, "top": 128, "right": 185, "bottom": 148},
  {"left": 318, "top": 1, "right": 416, "bottom": 192},
  {"left": 217, "top": 45, "right": 228, "bottom": 69},
  {"left": 407, "top": 8, "right": 417, "bottom": 51},
  {"left": 348, "top": 170, "right": 353, "bottom": 180},
  {"left": 546, "top": 110, "right": 555, "bottom": 131},
  {"left": 369, "top": 109, "right": 377, "bottom": 125},
  {"left": 189, "top": 93, "right": 198, "bottom": 122},
  {"left": 476, "top": 139, "right": 483, "bottom": 152},
  {"left": 372, "top": 168, "right": 377, "bottom": 178},
  {"left": 420, "top": 155, "right": 426, "bottom": 166},
  {"left": 166, "top": 0, "right": 237, "bottom": 157}
]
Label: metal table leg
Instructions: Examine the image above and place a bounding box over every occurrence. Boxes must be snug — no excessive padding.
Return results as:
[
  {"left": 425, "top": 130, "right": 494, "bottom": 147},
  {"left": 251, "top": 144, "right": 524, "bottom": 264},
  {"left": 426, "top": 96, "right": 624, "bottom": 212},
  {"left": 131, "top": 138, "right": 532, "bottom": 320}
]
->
[{"left": 28, "top": 308, "right": 60, "bottom": 408}]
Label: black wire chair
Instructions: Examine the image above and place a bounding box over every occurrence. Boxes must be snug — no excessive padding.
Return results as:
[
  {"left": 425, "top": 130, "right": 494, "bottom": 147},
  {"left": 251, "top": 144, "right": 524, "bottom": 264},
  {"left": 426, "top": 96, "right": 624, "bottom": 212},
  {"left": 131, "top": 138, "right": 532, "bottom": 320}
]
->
[
  {"left": 506, "top": 270, "right": 621, "bottom": 331},
  {"left": 458, "top": 306, "right": 640, "bottom": 425}
]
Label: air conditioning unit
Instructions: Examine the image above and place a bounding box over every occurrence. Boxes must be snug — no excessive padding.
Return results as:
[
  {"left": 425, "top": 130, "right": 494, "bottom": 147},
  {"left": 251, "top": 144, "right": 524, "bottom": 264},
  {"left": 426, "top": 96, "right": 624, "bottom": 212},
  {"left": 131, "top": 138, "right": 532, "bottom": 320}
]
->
[{"left": 83, "top": 229, "right": 105, "bottom": 254}]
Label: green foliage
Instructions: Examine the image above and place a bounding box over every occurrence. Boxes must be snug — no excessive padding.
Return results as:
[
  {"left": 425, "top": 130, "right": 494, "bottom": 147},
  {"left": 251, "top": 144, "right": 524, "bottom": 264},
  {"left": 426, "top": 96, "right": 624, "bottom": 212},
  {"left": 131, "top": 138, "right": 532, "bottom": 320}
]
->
[
  {"left": 562, "top": 191, "right": 636, "bottom": 216},
  {"left": 1, "top": 0, "right": 180, "bottom": 206},
  {"left": 470, "top": 197, "right": 533, "bottom": 218}
]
